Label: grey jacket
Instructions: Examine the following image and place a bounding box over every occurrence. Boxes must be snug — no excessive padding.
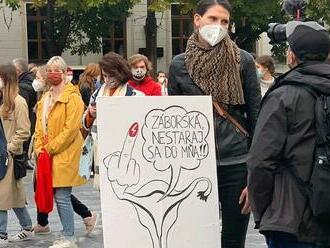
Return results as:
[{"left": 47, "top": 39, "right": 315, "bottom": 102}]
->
[
  {"left": 168, "top": 50, "right": 261, "bottom": 165},
  {"left": 247, "top": 62, "right": 330, "bottom": 243}
]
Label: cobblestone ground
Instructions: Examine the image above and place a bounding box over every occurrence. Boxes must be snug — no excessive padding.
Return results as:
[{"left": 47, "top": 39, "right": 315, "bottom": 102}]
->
[{"left": 6, "top": 172, "right": 266, "bottom": 248}]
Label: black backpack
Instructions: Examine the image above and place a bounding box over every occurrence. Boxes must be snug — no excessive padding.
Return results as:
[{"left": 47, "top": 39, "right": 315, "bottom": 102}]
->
[{"left": 282, "top": 83, "right": 330, "bottom": 224}]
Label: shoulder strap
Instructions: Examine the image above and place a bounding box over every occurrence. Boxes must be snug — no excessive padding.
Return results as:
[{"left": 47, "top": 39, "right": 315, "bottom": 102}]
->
[
  {"left": 91, "top": 85, "right": 102, "bottom": 103},
  {"left": 125, "top": 85, "right": 135, "bottom": 96},
  {"left": 213, "top": 101, "right": 249, "bottom": 137}
]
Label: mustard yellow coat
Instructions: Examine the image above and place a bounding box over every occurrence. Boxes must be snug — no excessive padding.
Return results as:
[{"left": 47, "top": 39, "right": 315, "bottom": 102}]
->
[{"left": 34, "top": 82, "right": 86, "bottom": 187}]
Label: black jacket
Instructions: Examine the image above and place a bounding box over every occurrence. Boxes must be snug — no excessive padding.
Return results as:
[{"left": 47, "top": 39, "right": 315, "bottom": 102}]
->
[
  {"left": 247, "top": 62, "right": 330, "bottom": 243},
  {"left": 18, "top": 71, "right": 37, "bottom": 133},
  {"left": 168, "top": 50, "right": 261, "bottom": 165}
]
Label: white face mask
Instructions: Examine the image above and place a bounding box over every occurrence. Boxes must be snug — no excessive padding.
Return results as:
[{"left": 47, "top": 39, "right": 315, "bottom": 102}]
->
[
  {"left": 199, "top": 24, "right": 228, "bottom": 47},
  {"left": 105, "top": 77, "right": 119, "bottom": 89},
  {"left": 32, "top": 79, "right": 45, "bottom": 92},
  {"left": 132, "top": 68, "right": 147, "bottom": 81},
  {"left": 67, "top": 75, "right": 73, "bottom": 82},
  {"left": 0, "top": 78, "right": 4, "bottom": 89}
]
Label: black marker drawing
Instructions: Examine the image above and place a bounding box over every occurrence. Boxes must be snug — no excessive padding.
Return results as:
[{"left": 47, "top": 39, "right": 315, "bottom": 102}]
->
[{"left": 103, "top": 106, "right": 212, "bottom": 248}]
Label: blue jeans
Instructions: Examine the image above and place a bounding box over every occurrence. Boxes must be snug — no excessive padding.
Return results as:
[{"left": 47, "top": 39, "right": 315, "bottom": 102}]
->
[
  {"left": 265, "top": 231, "right": 316, "bottom": 248},
  {"left": 54, "top": 187, "right": 75, "bottom": 238},
  {"left": 0, "top": 207, "right": 32, "bottom": 237}
]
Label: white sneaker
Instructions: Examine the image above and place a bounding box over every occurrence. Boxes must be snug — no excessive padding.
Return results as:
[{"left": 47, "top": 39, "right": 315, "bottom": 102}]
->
[
  {"left": 8, "top": 229, "right": 34, "bottom": 242},
  {"left": 0, "top": 236, "right": 8, "bottom": 247},
  {"left": 49, "top": 238, "right": 77, "bottom": 248}
]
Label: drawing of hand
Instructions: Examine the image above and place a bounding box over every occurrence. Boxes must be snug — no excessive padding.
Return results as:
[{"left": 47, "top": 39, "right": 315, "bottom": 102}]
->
[{"left": 104, "top": 122, "right": 140, "bottom": 188}]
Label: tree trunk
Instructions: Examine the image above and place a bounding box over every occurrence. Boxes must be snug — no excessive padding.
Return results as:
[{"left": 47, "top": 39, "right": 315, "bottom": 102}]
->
[{"left": 145, "top": 0, "right": 157, "bottom": 77}]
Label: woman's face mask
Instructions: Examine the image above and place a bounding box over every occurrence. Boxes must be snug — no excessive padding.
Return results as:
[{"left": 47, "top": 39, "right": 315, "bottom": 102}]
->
[
  {"left": 199, "top": 24, "right": 228, "bottom": 47},
  {"left": 0, "top": 78, "right": 4, "bottom": 89},
  {"left": 47, "top": 72, "right": 63, "bottom": 86},
  {"left": 132, "top": 68, "right": 147, "bottom": 81},
  {"left": 32, "top": 79, "right": 45, "bottom": 92}
]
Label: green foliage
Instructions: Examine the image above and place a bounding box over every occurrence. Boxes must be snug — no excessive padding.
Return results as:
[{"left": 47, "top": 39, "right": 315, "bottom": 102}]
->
[
  {"left": 2, "top": 0, "right": 136, "bottom": 56},
  {"left": 0, "top": 0, "right": 19, "bottom": 10}
]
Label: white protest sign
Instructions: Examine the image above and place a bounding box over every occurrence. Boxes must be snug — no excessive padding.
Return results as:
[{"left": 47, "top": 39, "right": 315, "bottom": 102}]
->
[{"left": 97, "top": 96, "right": 220, "bottom": 248}]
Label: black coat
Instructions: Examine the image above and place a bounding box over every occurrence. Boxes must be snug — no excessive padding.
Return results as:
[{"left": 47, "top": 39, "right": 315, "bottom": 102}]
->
[
  {"left": 18, "top": 71, "right": 37, "bottom": 133},
  {"left": 247, "top": 62, "right": 330, "bottom": 243},
  {"left": 168, "top": 50, "right": 261, "bottom": 165}
]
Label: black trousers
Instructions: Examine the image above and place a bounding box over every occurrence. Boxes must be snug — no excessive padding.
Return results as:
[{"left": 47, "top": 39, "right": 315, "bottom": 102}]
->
[
  {"left": 217, "top": 163, "right": 250, "bottom": 248},
  {"left": 37, "top": 194, "right": 91, "bottom": 226}
]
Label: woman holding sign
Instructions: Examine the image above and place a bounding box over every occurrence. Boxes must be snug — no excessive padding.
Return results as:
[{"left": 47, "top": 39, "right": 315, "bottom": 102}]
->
[
  {"left": 82, "top": 52, "right": 144, "bottom": 189},
  {"left": 168, "top": 0, "right": 261, "bottom": 247}
]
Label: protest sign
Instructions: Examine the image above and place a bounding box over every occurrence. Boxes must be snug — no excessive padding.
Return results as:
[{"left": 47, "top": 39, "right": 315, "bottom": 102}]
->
[{"left": 97, "top": 96, "right": 220, "bottom": 248}]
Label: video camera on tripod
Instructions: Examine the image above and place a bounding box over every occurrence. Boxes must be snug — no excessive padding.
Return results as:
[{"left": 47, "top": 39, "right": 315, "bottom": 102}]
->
[{"left": 267, "top": 0, "right": 309, "bottom": 44}]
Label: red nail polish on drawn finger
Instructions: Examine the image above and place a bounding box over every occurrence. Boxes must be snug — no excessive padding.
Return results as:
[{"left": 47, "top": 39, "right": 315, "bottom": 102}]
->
[{"left": 129, "top": 122, "right": 139, "bottom": 137}]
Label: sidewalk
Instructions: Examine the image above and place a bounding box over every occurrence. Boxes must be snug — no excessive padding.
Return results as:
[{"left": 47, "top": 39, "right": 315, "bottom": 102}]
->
[{"left": 6, "top": 171, "right": 266, "bottom": 248}]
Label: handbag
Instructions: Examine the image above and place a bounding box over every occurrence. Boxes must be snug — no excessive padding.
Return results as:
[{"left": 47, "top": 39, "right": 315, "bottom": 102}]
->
[
  {"left": 35, "top": 149, "right": 53, "bottom": 213},
  {"left": 79, "top": 134, "right": 94, "bottom": 180},
  {"left": 13, "top": 153, "right": 27, "bottom": 180}
]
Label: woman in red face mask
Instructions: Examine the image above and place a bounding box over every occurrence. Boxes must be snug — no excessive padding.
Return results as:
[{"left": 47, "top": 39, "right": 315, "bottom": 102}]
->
[{"left": 34, "top": 56, "right": 94, "bottom": 247}]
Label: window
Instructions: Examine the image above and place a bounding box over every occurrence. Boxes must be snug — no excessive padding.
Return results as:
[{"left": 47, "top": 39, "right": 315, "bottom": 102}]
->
[
  {"left": 102, "top": 21, "right": 127, "bottom": 57},
  {"left": 26, "top": 4, "right": 49, "bottom": 63},
  {"left": 171, "top": 4, "right": 193, "bottom": 56}
]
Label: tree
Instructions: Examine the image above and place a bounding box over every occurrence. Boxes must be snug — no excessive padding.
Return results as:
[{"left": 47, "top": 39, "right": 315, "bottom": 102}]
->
[
  {"left": 2, "top": 0, "right": 137, "bottom": 57},
  {"left": 147, "top": 0, "right": 283, "bottom": 52}
]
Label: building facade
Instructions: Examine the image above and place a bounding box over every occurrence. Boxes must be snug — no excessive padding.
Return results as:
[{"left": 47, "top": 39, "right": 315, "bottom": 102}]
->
[{"left": 0, "top": 1, "right": 271, "bottom": 72}]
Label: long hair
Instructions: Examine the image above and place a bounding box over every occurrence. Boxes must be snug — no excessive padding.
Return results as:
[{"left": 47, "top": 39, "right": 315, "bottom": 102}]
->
[
  {"left": 0, "top": 63, "right": 19, "bottom": 119},
  {"left": 78, "top": 63, "right": 101, "bottom": 92}
]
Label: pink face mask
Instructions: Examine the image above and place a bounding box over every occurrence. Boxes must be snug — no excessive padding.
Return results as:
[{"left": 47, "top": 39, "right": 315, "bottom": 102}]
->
[{"left": 47, "top": 72, "right": 63, "bottom": 86}]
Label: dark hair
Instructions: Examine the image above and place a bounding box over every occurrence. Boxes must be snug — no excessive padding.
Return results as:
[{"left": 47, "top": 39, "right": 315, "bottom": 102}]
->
[
  {"left": 99, "top": 52, "right": 131, "bottom": 85},
  {"left": 195, "top": 0, "right": 232, "bottom": 16},
  {"left": 256, "top": 55, "right": 276, "bottom": 75},
  {"left": 157, "top": 71, "right": 165, "bottom": 76}
]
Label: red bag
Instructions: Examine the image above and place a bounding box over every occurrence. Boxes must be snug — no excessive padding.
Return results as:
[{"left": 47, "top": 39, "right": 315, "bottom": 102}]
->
[{"left": 35, "top": 150, "right": 53, "bottom": 213}]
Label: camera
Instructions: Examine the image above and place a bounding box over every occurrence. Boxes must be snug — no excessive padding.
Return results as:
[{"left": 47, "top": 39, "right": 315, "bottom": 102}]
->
[
  {"left": 267, "top": 0, "right": 308, "bottom": 44},
  {"left": 267, "top": 23, "right": 287, "bottom": 44}
]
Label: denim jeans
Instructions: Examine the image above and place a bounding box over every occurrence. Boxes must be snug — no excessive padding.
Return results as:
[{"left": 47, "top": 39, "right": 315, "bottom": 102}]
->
[
  {"left": 217, "top": 164, "right": 250, "bottom": 248},
  {"left": 265, "top": 231, "right": 316, "bottom": 248},
  {"left": 37, "top": 194, "right": 91, "bottom": 226},
  {"left": 54, "top": 187, "right": 74, "bottom": 237},
  {"left": 0, "top": 207, "right": 32, "bottom": 237}
]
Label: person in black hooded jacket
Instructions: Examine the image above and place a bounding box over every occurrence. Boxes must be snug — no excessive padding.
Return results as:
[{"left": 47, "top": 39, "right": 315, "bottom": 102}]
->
[
  {"left": 247, "top": 21, "right": 330, "bottom": 248},
  {"left": 13, "top": 58, "right": 37, "bottom": 169},
  {"left": 168, "top": 1, "right": 261, "bottom": 247}
]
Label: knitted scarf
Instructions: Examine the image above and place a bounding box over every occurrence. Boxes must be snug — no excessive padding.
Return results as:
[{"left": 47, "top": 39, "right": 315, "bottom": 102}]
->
[{"left": 185, "top": 32, "right": 245, "bottom": 105}]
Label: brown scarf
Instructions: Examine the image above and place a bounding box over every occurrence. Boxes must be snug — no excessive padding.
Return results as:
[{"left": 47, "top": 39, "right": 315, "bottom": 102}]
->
[{"left": 185, "top": 32, "right": 245, "bottom": 105}]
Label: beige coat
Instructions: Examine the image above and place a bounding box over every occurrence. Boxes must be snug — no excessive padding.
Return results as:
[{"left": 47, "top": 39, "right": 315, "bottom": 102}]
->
[{"left": 0, "top": 95, "right": 30, "bottom": 210}]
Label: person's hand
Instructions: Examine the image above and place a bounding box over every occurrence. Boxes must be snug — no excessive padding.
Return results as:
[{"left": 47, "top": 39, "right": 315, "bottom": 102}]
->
[
  {"left": 88, "top": 105, "right": 97, "bottom": 118},
  {"left": 239, "top": 187, "right": 251, "bottom": 215},
  {"left": 103, "top": 123, "right": 140, "bottom": 188}
]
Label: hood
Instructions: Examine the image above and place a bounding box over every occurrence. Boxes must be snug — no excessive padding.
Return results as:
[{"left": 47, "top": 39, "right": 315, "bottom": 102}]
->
[
  {"left": 57, "top": 82, "right": 81, "bottom": 103},
  {"left": 19, "top": 71, "right": 35, "bottom": 84},
  {"left": 278, "top": 62, "right": 330, "bottom": 95}
]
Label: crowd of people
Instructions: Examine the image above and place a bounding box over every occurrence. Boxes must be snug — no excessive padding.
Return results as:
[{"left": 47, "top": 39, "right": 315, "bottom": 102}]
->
[{"left": 0, "top": 0, "right": 330, "bottom": 248}]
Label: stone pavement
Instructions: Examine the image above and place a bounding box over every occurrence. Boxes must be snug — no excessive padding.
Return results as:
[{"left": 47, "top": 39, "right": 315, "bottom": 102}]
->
[{"left": 6, "top": 171, "right": 266, "bottom": 248}]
